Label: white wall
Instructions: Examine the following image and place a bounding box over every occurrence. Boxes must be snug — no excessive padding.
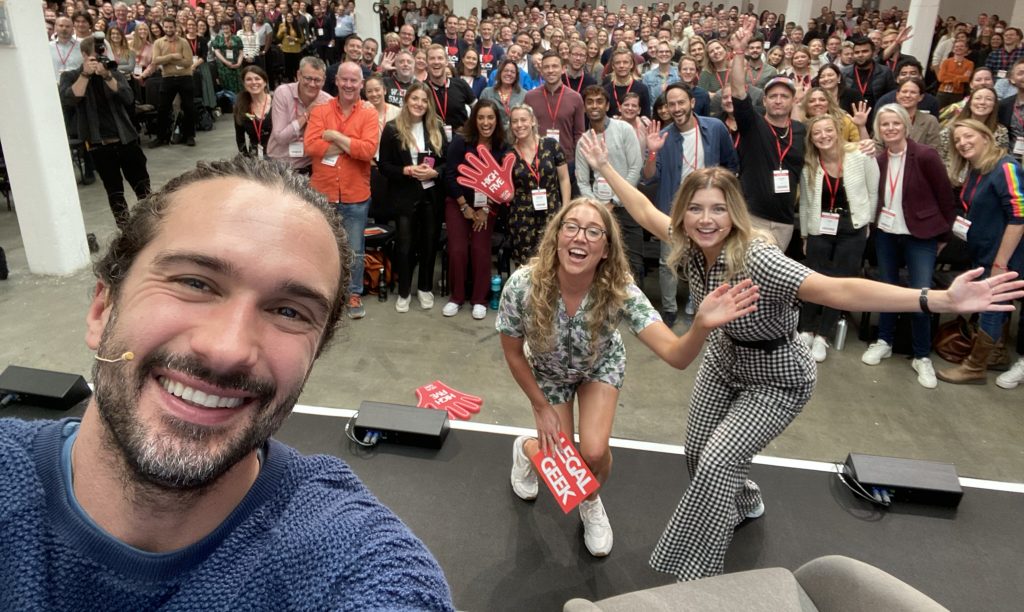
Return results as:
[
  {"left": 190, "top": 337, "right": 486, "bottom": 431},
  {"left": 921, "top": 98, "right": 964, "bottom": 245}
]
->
[{"left": 754, "top": 0, "right": 1016, "bottom": 23}]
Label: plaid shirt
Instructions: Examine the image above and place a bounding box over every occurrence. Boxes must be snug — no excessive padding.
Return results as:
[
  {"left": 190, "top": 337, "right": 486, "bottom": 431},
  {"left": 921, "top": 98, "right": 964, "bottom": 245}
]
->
[{"left": 985, "top": 45, "right": 1024, "bottom": 75}]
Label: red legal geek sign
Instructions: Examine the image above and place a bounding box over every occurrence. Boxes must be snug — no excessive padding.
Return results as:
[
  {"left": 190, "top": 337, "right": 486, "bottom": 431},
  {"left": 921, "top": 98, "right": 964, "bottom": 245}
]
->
[{"left": 531, "top": 432, "right": 601, "bottom": 513}]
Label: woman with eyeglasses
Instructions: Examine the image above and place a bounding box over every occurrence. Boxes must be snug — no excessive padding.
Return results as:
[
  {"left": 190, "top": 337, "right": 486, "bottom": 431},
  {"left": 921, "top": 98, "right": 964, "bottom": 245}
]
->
[
  {"left": 575, "top": 130, "right": 1023, "bottom": 581},
  {"left": 499, "top": 198, "right": 760, "bottom": 558}
]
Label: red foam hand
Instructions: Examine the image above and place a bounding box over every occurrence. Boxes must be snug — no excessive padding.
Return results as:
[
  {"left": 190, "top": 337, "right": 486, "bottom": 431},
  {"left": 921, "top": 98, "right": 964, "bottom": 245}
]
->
[
  {"left": 455, "top": 145, "right": 516, "bottom": 204},
  {"left": 415, "top": 380, "right": 483, "bottom": 420}
]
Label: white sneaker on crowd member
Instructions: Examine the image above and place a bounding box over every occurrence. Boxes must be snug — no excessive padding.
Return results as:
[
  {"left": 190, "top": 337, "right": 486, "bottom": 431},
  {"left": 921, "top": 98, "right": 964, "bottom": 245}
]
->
[
  {"left": 471, "top": 304, "right": 487, "bottom": 320},
  {"left": 996, "top": 357, "right": 1024, "bottom": 389},
  {"left": 861, "top": 340, "right": 893, "bottom": 365},
  {"left": 811, "top": 335, "right": 829, "bottom": 362},
  {"left": 510, "top": 436, "right": 538, "bottom": 500},
  {"left": 395, "top": 295, "right": 411, "bottom": 313},
  {"left": 799, "top": 331, "right": 813, "bottom": 348},
  {"left": 579, "top": 496, "right": 613, "bottom": 556},
  {"left": 911, "top": 357, "right": 938, "bottom": 389},
  {"left": 418, "top": 290, "right": 434, "bottom": 310},
  {"left": 442, "top": 302, "right": 460, "bottom": 317}
]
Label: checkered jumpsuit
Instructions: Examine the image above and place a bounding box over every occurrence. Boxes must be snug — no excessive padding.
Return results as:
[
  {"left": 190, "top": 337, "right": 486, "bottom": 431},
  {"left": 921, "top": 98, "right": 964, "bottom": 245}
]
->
[{"left": 650, "top": 240, "right": 817, "bottom": 582}]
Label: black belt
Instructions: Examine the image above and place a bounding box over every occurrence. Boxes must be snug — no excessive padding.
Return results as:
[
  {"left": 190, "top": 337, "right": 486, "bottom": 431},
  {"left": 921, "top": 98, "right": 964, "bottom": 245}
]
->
[{"left": 727, "top": 332, "right": 794, "bottom": 352}]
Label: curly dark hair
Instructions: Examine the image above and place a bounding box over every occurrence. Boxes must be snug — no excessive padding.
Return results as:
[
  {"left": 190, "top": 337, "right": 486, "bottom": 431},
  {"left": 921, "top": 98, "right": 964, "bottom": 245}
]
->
[{"left": 94, "top": 155, "right": 353, "bottom": 357}]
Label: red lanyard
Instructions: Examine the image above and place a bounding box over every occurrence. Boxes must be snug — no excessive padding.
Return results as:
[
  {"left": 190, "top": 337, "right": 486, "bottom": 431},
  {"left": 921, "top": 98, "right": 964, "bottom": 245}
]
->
[
  {"left": 766, "top": 119, "right": 793, "bottom": 168},
  {"left": 714, "top": 68, "right": 730, "bottom": 91},
  {"left": 612, "top": 79, "right": 634, "bottom": 111},
  {"left": 960, "top": 173, "right": 982, "bottom": 212},
  {"left": 188, "top": 37, "right": 198, "bottom": 56},
  {"left": 886, "top": 151, "right": 905, "bottom": 205},
  {"left": 315, "top": 17, "right": 325, "bottom": 29},
  {"left": 820, "top": 158, "right": 843, "bottom": 211},
  {"left": 747, "top": 63, "right": 763, "bottom": 85},
  {"left": 542, "top": 84, "right": 565, "bottom": 124},
  {"left": 854, "top": 63, "right": 873, "bottom": 96},
  {"left": 680, "top": 121, "right": 701, "bottom": 172},
  {"left": 251, "top": 99, "right": 268, "bottom": 142},
  {"left": 430, "top": 79, "right": 448, "bottom": 122},
  {"left": 56, "top": 40, "right": 75, "bottom": 68},
  {"left": 516, "top": 143, "right": 541, "bottom": 183},
  {"left": 732, "top": 131, "right": 741, "bottom": 149},
  {"left": 563, "top": 73, "right": 584, "bottom": 93}
]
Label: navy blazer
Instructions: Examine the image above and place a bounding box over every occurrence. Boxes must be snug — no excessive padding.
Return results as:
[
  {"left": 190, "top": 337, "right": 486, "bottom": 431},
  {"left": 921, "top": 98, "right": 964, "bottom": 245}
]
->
[
  {"left": 874, "top": 139, "right": 957, "bottom": 240},
  {"left": 648, "top": 115, "right": 739, "bottom": 213}
]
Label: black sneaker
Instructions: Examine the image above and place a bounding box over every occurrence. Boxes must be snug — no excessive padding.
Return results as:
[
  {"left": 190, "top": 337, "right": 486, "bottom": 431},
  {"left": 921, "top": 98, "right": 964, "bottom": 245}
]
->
[
  {"left": 87, "top": 233, "right": 99, "bottom": 254},
  {"left": 662, "top": 310, "right": 677, "bottom": 328},
  {"left": 148, "top": 139, "right": 169, "bottom": 149},
  {"left": 185, "top": 137, "right": 196, "bottom": 147},
  {"left": 81, "top": 173, "right": 96, "bottom": 186},
  {"left": 0, "top": 246, "right": 8, "bottom": 280}
]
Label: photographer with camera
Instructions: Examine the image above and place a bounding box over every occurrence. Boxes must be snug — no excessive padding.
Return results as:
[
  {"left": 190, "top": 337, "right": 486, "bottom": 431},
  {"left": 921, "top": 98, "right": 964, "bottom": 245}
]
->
[{"left": 59, "top": 33, "right": 151, "bottom": 232}]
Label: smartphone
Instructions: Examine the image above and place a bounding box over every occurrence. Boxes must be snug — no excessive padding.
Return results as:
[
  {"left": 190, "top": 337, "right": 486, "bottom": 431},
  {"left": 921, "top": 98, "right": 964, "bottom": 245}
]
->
[{"left": 422, "top": 156, "right": 435, "bottom": 168}]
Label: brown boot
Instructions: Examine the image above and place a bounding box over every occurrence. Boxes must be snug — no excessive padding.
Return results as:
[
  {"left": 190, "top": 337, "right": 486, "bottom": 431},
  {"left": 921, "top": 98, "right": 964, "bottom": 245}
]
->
[
  {"left": 987, "top": 322, "right": 1012, "bottom": 371},
  {"left": 937, "top": 330, "right": 995, "bottom": 385}
]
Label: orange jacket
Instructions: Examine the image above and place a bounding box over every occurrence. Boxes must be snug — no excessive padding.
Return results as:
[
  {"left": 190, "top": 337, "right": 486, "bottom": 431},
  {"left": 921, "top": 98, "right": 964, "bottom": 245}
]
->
[
  {"left": 937, "top": 57, "right": 974, "bottom": 95},
  {"left": 305, "top": 99, "right": 379, "bottom": 203}
]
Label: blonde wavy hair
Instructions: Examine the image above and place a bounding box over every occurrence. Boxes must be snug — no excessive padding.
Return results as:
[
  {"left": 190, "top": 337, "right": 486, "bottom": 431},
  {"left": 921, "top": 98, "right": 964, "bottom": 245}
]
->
[
  {"left": 804, "top": 114, "right": 859, "bottom": 170},
  {"left": 394, "top": 82, "right": 445, "bottom": 153},
  {"left": 525, "top": 198, "right": 632, "bottom": 362},
  {"left": 666, "top": 167, "right": 766, "bottom": 281},
  {"left": 947, "top": 118, "right": 1005, "bottom": 187}
]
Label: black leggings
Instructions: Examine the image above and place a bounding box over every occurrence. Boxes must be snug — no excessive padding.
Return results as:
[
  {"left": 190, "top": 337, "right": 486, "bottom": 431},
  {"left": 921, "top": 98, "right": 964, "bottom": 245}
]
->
[
  {"left": 799, "top": 215, "right": 867, "bottom": 339},
  {"left": 395, "top": 197, "right": 439, "bottom": 298},
  {"left": 90, "top": 141, "right": 151, "bottom": 230}
]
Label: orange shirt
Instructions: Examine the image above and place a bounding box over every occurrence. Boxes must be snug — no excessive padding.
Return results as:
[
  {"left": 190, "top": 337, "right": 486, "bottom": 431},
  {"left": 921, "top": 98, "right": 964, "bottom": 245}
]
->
[{"left": 305, "top": 98, "right": 379, "bottom": 203}]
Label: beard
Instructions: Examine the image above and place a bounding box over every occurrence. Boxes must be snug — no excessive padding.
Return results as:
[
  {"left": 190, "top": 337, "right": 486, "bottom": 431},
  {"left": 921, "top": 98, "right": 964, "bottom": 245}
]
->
[{"left": 92, "top": 311, "right": 301, "bottom": 492}]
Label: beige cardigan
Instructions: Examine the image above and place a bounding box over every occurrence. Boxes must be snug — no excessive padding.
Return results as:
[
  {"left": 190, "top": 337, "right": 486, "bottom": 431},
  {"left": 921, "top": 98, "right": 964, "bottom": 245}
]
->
[{"left": 799, "top": 148, "right": 879, "bottom": 238}]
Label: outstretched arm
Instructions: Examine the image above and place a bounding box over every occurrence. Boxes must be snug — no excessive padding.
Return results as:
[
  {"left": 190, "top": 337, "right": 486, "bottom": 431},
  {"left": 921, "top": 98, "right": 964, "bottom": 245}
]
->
[
  {"left": 728, "top": 14, "right": 757, "bottom": 100},
  {"left": 578, "top": 131, "right": 671, "bottom": 241},
  {"left": 798, "top": 268, "right": 1024, "bottom": 314},
  {"left": 638, "top": 280, "right": 760, "bottom": 369}
]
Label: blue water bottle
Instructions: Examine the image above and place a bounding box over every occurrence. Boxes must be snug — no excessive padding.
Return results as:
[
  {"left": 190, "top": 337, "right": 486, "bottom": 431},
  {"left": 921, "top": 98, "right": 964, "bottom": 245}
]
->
[{"left": 490, "top": 274, "right": 502, "bottom": 310}]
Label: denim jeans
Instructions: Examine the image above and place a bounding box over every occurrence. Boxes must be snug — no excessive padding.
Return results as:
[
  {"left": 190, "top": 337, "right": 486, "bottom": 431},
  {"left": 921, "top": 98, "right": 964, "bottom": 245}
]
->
[
  {"left": 659, "top": 239, "right": 678, "bottom": 314},
  {"left": 874, "top": 230, "right": 937, "bottom": 358},
  {"left": 337, "top": 199, "right": 370, "bottom": 296}
]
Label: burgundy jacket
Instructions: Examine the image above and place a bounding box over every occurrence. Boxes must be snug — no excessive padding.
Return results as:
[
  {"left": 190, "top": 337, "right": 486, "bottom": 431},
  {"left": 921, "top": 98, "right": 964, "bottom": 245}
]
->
[{"left": 874, "top": 139, "right": 957, "bottom": 240}]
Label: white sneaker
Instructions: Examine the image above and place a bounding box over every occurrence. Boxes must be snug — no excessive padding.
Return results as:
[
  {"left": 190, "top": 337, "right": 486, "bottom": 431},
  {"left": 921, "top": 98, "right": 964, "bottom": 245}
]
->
[
  {"left": 811, "top": 335, "right": 829, "bottom": 363},
  {"left": 579, "top": 497, "right": 613, "bottom": 556},
  {"left": 799, "top": 331, "right": 814, "bottom": 348},
  {"left": 442, "top": 301, "right": 460, "bottom": 317},
  {"left": 911, "top": 357, "right": 938, "bottom": 389},
  {"left": 417, "top": 290, "right": 434, "bottom": 309},
  {"left": 395, "top": 295, "right": 411, "bottom": 313},
  {"left": 471, "top": 304, "right": 487, "bottom": 320},
  {"left": 510, "top": 436, "right": 538, "bottom": 500},
  {"left": 996, "top": 357, "right": 1024, "bottom": 389},
  {"left": 861, "top": 340, "right": 893, "bottom": 365},
  {"left": 745, "top": 499, "right": 765, "bottom": 519}
]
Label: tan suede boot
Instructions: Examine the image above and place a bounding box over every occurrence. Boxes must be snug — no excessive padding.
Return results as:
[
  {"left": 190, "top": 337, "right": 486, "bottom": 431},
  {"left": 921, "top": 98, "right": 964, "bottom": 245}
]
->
[
  {"left": 937, "top": 330, "right": 995, "bottom": 385},
  {"left": 987, "top": 322, "right": 1012, "bottom": 371}
]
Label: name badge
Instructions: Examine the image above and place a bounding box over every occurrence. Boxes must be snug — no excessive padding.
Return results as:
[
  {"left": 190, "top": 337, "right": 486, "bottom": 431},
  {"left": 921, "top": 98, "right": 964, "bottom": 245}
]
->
[
  {"left": 225, "top": 49, "right": 234, "bottom": 61},
  {"left": 772, "top": 169, "right": 790, "bottom": 193},
  {"left": 953, "top": 215, "right": 972, "bottom": 241},
  {"left": 1014, "top": 138, "right": 1024, "bottom": 156},
  {"left": 594, "top": 177, "right": 613, "bottom": 201},
  {"left": 531, "top": 189, "right": 548, "bottom": 211},
  {"left": 256, "top": 144, "right": 264, "bottom": 160},
  {"left": 998, "top": 70, "right": 1007, "bottom": 79},
  {"left": 317, "top": 28, "right": 324, "bottom": 36},
  {"left": 288, "top": 141, "right": 305, "bottom": 157},
  {"left": 474, "top": 191, "right": 488, "bottom": 207},
  {"left": 546, "top": 129, "right": 560, "bottom": 144},
  {"left": 444, "top": 125, "right": 453, "bottom": 141},
  {"left": 819, "top": 212, "right": 839, "bottom": 236},
  {"left": 133, "top": 65, "right": 143, "bottom": 76},
  {"left": 877, "top": 208, "right": 897, "bottom": 232},
  {"left": 321, "top": 154, "right": 339, "bottom": 166}
]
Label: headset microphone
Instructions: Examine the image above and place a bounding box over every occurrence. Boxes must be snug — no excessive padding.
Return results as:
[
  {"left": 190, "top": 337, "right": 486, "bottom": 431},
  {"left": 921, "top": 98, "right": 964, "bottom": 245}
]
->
[{"left": 94, "top": 351, "right": 135, "bottom": 363}]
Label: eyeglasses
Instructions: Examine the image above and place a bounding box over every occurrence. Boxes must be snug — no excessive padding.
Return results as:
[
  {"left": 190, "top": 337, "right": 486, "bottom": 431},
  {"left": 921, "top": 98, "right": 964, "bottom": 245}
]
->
[
  {"left": 560, "top": 222, "right": 606, "bottom": 241},
  {"left": 300, "top": 76, "right": 325, "bottom": 85}
]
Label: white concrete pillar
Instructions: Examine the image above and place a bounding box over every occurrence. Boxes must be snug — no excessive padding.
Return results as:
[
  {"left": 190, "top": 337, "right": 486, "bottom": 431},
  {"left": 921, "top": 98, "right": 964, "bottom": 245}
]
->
[
  {"left": 0, "top": 1, "right": 89, "bottom": 275},
  {"left": 1012, "top": 3, "right": 1024, "bottom": 32},
  {"left": 452, "top": 0, "right": 484, "bottom": 21},
  {"left": 905, "top": 0, "right": 941, "bottom": 68},
  {"left": 783, "top": 0, "right": 813, "bottom": 34},
  {"left": 354, "top": 1, "right": 382, "bottom": 45}
]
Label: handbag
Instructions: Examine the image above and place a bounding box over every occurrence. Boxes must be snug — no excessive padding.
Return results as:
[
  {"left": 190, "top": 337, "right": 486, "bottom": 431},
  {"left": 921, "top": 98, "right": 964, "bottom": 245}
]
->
[{"left": 934, "top": 315, "right": 976, "bottom": 364}]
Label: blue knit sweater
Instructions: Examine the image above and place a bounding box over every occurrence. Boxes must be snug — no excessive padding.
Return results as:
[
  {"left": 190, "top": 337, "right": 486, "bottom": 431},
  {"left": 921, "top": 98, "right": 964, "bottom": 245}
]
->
[{"left": 0, "top": 418, "right": 454, "bottom": 611}]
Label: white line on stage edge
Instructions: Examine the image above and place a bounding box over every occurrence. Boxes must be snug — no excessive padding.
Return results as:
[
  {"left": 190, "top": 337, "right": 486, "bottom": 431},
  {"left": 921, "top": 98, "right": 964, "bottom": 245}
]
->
[{"left": 292, "top": 404, "right": 1024, "bottom": 494}]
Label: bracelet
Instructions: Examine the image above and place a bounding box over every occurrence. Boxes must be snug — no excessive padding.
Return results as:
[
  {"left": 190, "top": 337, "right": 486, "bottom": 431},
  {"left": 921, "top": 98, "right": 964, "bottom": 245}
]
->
[
  {"left": 647, "top": 151, "right": 657, "bottom": 161},
  {"left": 919, "top": 287, "right": 931, "bottom": 314}
]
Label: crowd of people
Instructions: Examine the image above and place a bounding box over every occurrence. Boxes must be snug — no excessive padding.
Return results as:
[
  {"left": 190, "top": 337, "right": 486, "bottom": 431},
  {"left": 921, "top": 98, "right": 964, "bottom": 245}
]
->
[{"left": 27, "top": 0, "right": 1024, "bottom": 598}]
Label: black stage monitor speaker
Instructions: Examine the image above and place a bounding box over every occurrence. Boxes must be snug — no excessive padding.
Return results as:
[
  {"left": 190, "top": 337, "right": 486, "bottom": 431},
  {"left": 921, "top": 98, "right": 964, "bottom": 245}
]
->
[
  {"left": 844, "top": 452, "right": 963, "bottom": 508},
  {"left": 0, "top": 365, "right": 92, "bottom": 411},
  {"left": 353, "top": 401, "right": 449, "bottom": 449}
]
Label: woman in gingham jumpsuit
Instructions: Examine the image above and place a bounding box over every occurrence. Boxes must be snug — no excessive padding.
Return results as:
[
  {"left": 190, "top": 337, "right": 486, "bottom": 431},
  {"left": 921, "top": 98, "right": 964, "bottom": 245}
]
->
[{"left": 577, "top": 134, "right": 1024, "bottom": 581}]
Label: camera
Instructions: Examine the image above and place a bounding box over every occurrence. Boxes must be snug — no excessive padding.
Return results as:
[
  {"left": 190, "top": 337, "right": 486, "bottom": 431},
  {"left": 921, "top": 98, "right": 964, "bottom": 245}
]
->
[{"left": 91, "top": 32, "right": 120, "bottom": 71}]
